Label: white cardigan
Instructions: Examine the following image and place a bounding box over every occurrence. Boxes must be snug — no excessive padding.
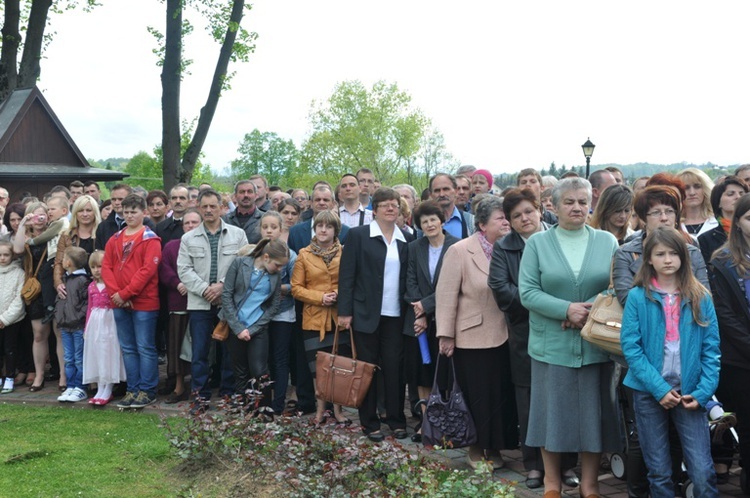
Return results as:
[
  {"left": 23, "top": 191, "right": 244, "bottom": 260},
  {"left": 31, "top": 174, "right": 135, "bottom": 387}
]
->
[{"left": 0, "top": 260, "right": 26, "bottom": 326}]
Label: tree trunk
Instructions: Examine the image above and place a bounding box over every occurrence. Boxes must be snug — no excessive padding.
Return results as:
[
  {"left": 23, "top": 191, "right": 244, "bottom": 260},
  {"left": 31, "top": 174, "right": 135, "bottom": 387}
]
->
[
  {"left": 181, "top": 0, "right": 245, "bottom": 181},
  {"left": 17, "top": 0, "right": 53, "bottom": 89},
  {"left": 161, "top": 0, "right": 183, "bottom": 193},
  {"left": 0, "top": 0, "right": 22, "bottom": 101}
]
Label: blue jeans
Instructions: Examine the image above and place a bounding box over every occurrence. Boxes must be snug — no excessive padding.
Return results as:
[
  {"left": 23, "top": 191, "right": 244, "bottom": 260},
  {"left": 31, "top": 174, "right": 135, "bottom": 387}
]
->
[
  {"left": 61, "top": 329, "right": 84, "bottom": 389},
  {"left": 189, "top": 309, "right": 234, "bottom": 400},
  {"left": 113, "top": 309, "right": 159, "bottom": 396},
  {"left": 632, "top": 390, "right": 718, "bottom": 498}
]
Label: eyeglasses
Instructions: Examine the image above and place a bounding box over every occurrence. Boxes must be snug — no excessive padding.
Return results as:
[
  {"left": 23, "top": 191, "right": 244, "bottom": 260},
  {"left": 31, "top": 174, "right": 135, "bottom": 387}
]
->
[
  {"left": 646, "top": 209, "right": 676, "bottom": 218},
  {"left": 377, "top": 203, "right": 400, "bottom": 211}
]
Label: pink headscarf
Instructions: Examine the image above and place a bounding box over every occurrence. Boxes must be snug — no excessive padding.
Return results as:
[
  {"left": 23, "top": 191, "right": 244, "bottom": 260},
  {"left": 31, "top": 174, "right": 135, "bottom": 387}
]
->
[{"left": 473, "top": 169, "right": 493, "bottom": 188}]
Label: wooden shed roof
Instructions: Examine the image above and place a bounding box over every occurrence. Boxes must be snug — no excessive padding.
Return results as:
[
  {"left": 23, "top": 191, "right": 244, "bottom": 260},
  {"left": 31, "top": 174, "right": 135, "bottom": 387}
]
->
[{"left": 0, "top": 86, "right": 125, "bottom": 182}]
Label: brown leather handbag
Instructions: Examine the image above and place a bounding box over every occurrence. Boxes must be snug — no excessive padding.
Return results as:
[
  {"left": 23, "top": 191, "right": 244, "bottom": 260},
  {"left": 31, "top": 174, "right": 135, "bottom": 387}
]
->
[
  {"left": 211, "top": 320, "right": 230, "bottom": 341},
  {"left": 21, "top": 248, "right": 47, "bottom": 305},
  {"left": 315, "top": 326, "right": 377, "bottom": 409}
]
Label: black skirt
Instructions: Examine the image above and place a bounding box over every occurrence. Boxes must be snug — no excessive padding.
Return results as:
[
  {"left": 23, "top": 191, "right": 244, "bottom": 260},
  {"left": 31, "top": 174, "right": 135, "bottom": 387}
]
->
[
  {"left": 404, "top": 322, "right": 440, "bottom": 388},
  {"left": 453, "top": 343, "right": 519, "bottom": 451}
]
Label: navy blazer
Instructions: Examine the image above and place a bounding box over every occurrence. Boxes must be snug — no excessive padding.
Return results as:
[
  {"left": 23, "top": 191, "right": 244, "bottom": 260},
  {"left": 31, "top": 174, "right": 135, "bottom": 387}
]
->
[
  {"left": 338, "top": 224, "right": 408, "bottom": 334},
  {"left": 287, "top": 219, "right": 349, "bottom": 254},
  {"left": 402, "top": 232, "right": 459, "bottom": 336}
]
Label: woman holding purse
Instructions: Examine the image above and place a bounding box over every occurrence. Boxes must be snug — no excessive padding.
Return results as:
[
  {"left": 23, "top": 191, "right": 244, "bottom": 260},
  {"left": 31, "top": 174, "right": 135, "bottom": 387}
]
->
[{"left": 291, "top": 210, "right": 351, "bottom": 426}]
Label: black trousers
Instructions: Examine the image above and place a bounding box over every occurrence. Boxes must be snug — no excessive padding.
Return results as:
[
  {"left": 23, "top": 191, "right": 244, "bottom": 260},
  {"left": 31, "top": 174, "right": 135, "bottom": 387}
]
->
[
  {"left": 353, "top": 316, "right": 405, "bottom": 434},
  {"left": 0, "top": 321, "right": 20, "bottom": 376},
  {"left": 718, "top": 363, "right": 750, "bottom": 469},
  {"left": 228, "top": 329, "right": 269, "bottom": 398}
]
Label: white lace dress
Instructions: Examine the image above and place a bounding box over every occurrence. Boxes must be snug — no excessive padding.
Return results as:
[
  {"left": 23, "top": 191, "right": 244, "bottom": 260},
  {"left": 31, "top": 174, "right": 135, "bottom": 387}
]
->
[{"left": 82, "top": 282, "right": 126, "bottom": 384}]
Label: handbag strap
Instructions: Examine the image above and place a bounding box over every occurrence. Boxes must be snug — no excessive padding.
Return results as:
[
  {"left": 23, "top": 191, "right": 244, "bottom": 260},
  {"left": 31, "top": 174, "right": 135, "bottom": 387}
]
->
[
  {"left": 235, "top": 266, "right": 267, "bottom": 310},
  {"left": 331, "top": 325, "right": 358, "bottom": 360},
  {"left": 429, "top": 353, "right": 460, "bottom": 397},
  {"left": 27, "top": 247, "right": 47, "bottom": 278},
  {"left": 607, "top": 257, "right": 616, "bottom": 292}
]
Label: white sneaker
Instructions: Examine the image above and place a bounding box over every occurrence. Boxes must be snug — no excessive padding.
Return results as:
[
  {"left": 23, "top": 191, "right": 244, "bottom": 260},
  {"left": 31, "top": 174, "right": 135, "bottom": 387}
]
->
[
  {"left": 67, "top": 387, "right": 88, "bottom": 403},
  {"left": 58, "top": 387, "right": 74, "bottom": 402},
  {"left": 1, "top": 378, "right": 13, "bottom": 394}
]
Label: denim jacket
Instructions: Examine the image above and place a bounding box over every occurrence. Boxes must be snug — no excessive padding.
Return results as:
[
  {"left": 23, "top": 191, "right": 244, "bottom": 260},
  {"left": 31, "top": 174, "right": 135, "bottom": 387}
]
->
[{"left": 620, "top": 285, "right": 720, "bottom": 408}]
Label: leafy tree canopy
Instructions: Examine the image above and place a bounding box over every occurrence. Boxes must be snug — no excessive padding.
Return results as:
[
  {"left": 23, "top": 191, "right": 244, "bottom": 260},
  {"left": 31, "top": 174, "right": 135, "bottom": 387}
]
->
[
  {"left": 299, "top": 80, "right": 429, "bottom": 186},
  {"left": 230, "top": 129, "right": 297, "bottom": 187}
]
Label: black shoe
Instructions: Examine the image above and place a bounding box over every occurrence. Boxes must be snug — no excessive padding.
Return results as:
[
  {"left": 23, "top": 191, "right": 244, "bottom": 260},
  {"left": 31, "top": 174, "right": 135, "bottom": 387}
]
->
[
  {"left": 526, "top": 471, "right": 544, "bottom": 489},
  {"left": 366, "top": 431, "right": 384, "bottom": 443},
  {"left": 392, "top": 429, "right": 408, "bottom": 440},
  {"left": 562, "top": 469, "right": 580, "bottom": 488},
  {"left": 164, "top": 391, "right": 189, "bottom": 404},
  {"left": 410, "top": 421, "right": 423, "bottom": 442}
]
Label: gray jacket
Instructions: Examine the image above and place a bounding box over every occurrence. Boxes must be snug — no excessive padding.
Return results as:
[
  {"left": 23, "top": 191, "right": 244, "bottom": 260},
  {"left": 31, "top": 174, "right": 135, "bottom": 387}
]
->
[
  {"left": 177, "top": 220, "right": 248, "bottom": 311},
  {"left": 613, "top": 230, "right": 708, "bottom": 307},
  {"left": 220, "top": 256, "right": 282, "bottom": 336}
]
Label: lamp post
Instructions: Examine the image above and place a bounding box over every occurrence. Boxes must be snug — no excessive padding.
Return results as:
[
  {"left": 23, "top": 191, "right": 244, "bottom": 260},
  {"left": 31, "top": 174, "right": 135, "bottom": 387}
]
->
[{"left": 582, "top": 138, "right": 595, "bottom": 178}]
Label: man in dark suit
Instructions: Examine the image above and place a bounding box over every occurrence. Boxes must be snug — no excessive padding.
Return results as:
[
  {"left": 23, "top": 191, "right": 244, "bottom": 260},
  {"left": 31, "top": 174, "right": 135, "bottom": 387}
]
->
[
  {"left": 287, "top": 185, "right": 349, "bottom": 252},
  {"left": 222, "top": 180, "right": 262, "bottom": 244},
  {"left": 154, "top": 185, "right": 190, "bottom": 247}
]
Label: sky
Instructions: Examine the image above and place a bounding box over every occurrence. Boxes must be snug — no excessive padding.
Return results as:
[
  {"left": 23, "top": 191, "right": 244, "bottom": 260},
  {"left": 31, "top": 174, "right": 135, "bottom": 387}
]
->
[{"left": 38, "top": 0, "right": 750, "bottom": 177}]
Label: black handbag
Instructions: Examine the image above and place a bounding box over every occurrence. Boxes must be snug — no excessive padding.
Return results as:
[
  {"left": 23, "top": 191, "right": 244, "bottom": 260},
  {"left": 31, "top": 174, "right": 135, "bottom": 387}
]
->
[{"left": 421, "top": 354, "right": 477, "bottom": 449}]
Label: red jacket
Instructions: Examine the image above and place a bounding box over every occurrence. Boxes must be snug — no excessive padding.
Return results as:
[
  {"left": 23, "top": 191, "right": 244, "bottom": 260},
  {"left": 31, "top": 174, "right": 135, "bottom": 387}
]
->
[{"left": 102, "top": 226, "right": 162, "bottom": 311}]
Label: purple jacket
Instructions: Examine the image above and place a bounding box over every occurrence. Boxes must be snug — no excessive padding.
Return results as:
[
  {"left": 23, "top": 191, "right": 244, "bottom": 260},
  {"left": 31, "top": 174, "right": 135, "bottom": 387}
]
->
[{"left": 159, "top": 239, "right": 187, "bottom": 312}]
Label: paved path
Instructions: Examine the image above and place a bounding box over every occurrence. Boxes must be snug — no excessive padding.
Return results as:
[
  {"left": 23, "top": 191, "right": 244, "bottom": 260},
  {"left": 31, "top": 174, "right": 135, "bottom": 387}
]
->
[{"left": 1, "top": 385, "right": 744, "bottom": 497}]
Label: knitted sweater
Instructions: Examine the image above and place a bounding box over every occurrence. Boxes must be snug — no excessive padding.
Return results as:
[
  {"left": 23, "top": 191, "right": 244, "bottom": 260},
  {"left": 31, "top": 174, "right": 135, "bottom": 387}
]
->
[{"left": 519, "top": 225, "right": 619, "bottom": 367}]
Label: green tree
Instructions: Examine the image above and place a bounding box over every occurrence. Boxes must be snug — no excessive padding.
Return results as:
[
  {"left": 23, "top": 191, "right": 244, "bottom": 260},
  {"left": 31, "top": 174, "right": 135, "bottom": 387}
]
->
[
  {"left": 548, "top": 161, "right": 558, "bottom": 178},
  {"left": 124, "top": 151, "right": 162, "bottom": 191},
  {"left": 153, "top": 0, "right": 257, "bottom": 192},
  {"left": 300, "top": 80, "right": 428, "bottom": 185},
  {"left": 410, "top": 126, "right": 458, "bottom": 191},
  {"left": 230, "top": 129, "right": 297, "bottom": 186},
  {"left": 125, "top": 120, "right": 213, "bottom": 191},
  {"left": 0, "top": 0, "right": 97, "bottom": 100}
]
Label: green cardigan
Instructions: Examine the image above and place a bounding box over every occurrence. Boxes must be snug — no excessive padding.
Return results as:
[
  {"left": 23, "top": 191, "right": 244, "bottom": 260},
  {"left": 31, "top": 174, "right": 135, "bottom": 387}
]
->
[{"left": 519, "top": 225, "right": 618, "bottom": 367}]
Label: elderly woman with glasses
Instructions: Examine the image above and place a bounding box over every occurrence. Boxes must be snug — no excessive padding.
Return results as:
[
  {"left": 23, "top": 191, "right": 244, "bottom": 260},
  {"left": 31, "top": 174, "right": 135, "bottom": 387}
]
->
[
  {"left": 338, "top": 187, "right": 409, "bottom": 443},
  {"left": 614, "top": 185, "right": 709, "bottom": 306}
]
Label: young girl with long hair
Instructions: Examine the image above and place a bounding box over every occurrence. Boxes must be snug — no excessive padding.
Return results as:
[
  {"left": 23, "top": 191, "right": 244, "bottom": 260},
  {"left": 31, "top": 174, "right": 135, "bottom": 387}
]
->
[
  {"left": 83, "top": 250, "right": 126, "bottom": 405},
  {"left": 710, "top": 193, "right": 750, "bottom": 492},
  {"left": 257, "top": 211, "right": 298, "bottom": 415},
  {"left": 620, "top": 227, "right": 720, "bottom": 498},
  {"left": 221, "top": 238, "right": 289, "bottom": 409}
]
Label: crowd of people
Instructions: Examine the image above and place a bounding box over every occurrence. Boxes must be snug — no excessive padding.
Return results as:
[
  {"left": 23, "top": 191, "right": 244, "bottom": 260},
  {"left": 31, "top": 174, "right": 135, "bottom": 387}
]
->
[{"left": 1, "top": 163, "right": 750, "bottom": 498}]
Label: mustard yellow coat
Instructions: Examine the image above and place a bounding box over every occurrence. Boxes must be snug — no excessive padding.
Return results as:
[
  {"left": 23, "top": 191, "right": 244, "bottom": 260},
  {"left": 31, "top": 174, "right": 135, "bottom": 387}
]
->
[{"left": 291, "top": 246, "right": 340, "bottom": 340}]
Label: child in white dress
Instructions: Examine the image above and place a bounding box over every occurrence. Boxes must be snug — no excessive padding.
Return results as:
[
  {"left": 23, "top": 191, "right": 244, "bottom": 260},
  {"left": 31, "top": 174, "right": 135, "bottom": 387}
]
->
[{"left": 82, "top": 250, "right": 125, "bottom": 405}]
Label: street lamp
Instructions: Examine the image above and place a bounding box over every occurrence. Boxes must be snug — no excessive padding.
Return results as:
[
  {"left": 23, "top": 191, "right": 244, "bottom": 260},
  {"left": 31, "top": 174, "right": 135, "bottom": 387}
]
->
[{"left": 582, "top": 138, "right": 595, "bottom": 178}]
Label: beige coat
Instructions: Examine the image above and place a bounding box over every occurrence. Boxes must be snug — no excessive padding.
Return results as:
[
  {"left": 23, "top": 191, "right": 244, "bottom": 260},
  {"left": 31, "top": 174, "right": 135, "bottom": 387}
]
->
[
  {"left": 291, "top": 246, "right": 340, "bottom": 340},
  {"left": 435, "top": 234, "right": 508, "bottom": 349}
]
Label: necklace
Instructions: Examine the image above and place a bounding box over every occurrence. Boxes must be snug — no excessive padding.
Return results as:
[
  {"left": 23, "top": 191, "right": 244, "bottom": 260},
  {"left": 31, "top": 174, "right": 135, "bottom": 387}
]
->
[{"left": 684, "top": 222, "right": 704, "bottom": 235}]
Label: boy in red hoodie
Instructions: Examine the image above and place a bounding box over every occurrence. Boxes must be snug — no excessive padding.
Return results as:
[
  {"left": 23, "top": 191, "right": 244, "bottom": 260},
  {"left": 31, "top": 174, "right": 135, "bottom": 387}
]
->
[{"left": 102, "top": 193, "right": 162, "bottom": 409}]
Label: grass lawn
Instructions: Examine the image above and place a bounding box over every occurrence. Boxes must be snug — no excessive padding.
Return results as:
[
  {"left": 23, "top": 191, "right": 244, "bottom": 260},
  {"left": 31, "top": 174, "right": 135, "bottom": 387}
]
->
[{"left": 0, "top": 405, "right": 187, "bottom": 498}]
